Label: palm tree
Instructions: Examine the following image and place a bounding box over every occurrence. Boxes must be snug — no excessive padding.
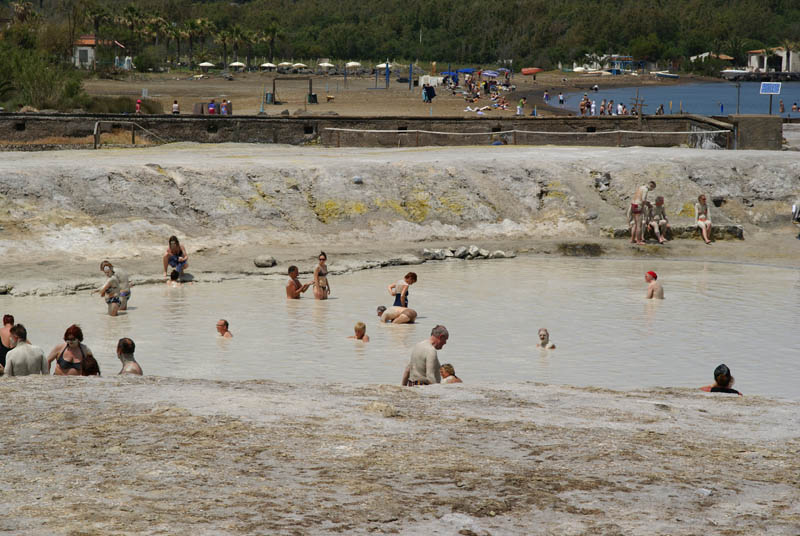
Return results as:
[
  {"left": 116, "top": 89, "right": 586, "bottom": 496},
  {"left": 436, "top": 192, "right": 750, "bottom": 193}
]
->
[
  {"left": 168, "top": 24, "right": 187, "bottom": 66},
  {"left": 229, "top": 25, "right": 245, "bottom": 63},
  {"left": 263, "top": 21, "right": 283, "bottom": 62},
  {"left": 195, "top": 18, "right": 216, "bottom": 52},
  {"left": 242, "top": 29, "right": 257, "bottom": 68},
  {"left": 215, "top": 28, "right": 232, "bottom": 68},
  {"left": 184, "top": 19, "right": 200, "bottom": 68},
  {"left": 118, "top": 5, "right": 144, "bottom": 54},
  {"left": 781, "top": 39, "right": 796, "bottom": 73}
]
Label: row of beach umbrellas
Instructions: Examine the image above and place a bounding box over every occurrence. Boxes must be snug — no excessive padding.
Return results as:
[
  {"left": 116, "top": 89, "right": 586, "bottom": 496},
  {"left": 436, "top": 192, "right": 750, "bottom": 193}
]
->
[{"left": 196, "top": 61, "right": 384, "bottom": 69}]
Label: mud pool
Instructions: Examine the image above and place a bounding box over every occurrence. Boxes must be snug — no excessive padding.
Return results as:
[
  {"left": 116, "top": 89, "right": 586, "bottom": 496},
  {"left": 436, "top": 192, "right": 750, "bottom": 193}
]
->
[{"left": 2, "top": 257, "right": 798, "bottom": 399}]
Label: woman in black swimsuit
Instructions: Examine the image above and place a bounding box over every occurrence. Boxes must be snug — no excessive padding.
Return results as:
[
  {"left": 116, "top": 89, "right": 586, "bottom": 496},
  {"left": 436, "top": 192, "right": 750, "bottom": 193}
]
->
[
  {"left": 47, "top": 325, "right": 95, "bottom": 376},
  {"left": 313, "top": 251, "right": 331, "bottom": 300},
  {"left": 0, "top": 314, "right": 14, "bottom": 372}
]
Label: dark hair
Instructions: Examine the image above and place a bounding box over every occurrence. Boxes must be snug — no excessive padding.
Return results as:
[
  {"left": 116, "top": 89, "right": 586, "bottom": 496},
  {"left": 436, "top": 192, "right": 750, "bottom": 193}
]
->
[
  {"left": 698, "top": 194, "right": 706, "bottom": 202},
  {"left": 714, "top": 364, "right": 732, "bottom": 387},
  {"left": 117, "top": 337, "right": 135, "bottom": 355},
  {"left": 377, "top": 305, "right": 387, "bottom": 315},
  {"left": 405, "top": 272, "right": 418, "bottom": 282},
  {"left": 64, "top": 324, "right": 84, "bottom": 342},
  {"left": 100, "top": 260, "right": 113, "bottom": 271},
  {"left": 170, "top": 270, "right": 180, "bottom": 281},
  {"left": 319, "top": 251, "right": 327, "bottom": 260},
  {"left": 649, "top": 181, "right": 656, "bottom": 188},
  {"left": 2, "top": 314, "right": 13, "bottom": 326},
  {"left": 169, "top": 235, "right": 180, "bottom": 246},
  {"left": 288, "top": 265, "right": 298, "bottom": 274},
  {"left": 82, "top": 355, "right": 101, "bottom": 376},
  {"left": 219, "top": 319, "right": 229, "bottom": 329},
  {"left": 431, "top": 325, "right": 449, "bottom": 338},
  {"left": 10, "top": 323, "right": 26, "bottom": 341}
]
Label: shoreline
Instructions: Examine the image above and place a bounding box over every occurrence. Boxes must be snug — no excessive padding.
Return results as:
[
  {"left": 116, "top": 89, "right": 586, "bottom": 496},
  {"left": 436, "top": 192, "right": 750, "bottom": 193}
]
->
[{"left": 1, "top": 376, "right": 797, "bottom": 535}]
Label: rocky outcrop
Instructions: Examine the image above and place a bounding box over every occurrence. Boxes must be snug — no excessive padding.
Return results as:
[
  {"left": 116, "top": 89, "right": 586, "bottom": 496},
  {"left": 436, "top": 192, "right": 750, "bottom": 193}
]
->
[
  {"left": 603, "top": 225, "right": 745, "bottom": 241},
  {"left": 423, "top": 246, "right": 516, "bottom": 261}
]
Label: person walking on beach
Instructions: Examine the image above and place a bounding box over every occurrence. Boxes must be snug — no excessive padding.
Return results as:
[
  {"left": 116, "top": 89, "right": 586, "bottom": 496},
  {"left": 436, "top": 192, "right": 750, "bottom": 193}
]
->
[
  {"left": 348, "top": 322, "right": 369, "bottom": 342},
  {"left": 0, "top": 314, "right": 14, "bottom": 371},
  {"left": 645, "top": 271, "right": 664, "bottom": 299},
  {"left": 631, "top": 181, "right": 656, "bottom": 245},
  {"left": 116, "top": 337, "right": 143, "bottom": 375},
  {"left": 93, "top": 262, "right": 122, "bottom": 317},
  {"left": 388, "top": 272, "right": 417, "bottom": 308},
  {"left": 543, "top": 90, "right": 550, "bottom": 105},
  {"left": 216, "top": 319, "right": 233, "bottom": 338},
  {"left": 47, "top": 325, "right": 95, "bottom": 376},
  {"left": 377, "top": 306, "right": 417, "bottom": 324},
  {"left": 695, "top": 194, "right": 713, "bottom": 244},
  {"left": 172, "top": 100, "right": 180, "bottom": 114},
  {"left": 313, "top": 252, "right": 331, "bottom": 300},
  {"left": 401, "top": 325, "right": 449, "bottom": 386},
  {"left": 517, "top": 96, "right": 526, "bottom": 116},
  {"left": 162, "top": 236, "right": 188, "bottom": 278},
  {"left": 3, "top": 324, "right": 48, "bottom": 376},
  {"left": 700, "top": 364, "right": 741, "bottom": 396},
  {"left": 558, "top": 92, "right": 564, "bottom": 106},
  {"left": 286, "top": 266, "right": 311, "bottom": 299}
]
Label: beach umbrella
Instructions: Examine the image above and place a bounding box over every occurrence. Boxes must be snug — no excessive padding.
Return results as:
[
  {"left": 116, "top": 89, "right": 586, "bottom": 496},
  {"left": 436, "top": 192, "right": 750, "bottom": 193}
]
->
[
  {"left": 345, "top": 61, "right": 361, "bottom": 68},
  {"left": 497, "top": 67, "right": 510, "bottom": 72},
  {"left": 198, "top": 61, "right": 215, "bottom": 67},
  {"left": 229, "top": 61, "right": 245, "bottom": 67},
  {"left": 261, "top": 62, "right": 276, "bottom": 68},
  {"left": 318, "top": 62, "right": 334, "bottom": 68},
  {"left": 457, "top": 68, "right": 475, "bottom": 73},
  {"left": 292, "top": 63, "right": 307, "bottom": 68},
  {"left": 481, "top": 70, "right": 499, "bottom": 78},
  {"left": 277, "top": 62, "right": 292, "bottom": 67},
  {"left": 376, "top": 62, "right": 392, "bottom": 68}
]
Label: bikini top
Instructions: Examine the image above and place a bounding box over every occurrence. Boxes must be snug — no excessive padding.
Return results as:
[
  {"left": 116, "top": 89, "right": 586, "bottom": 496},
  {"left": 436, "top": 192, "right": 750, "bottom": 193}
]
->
[{"left": 57, "top": 344, "right": 85, "bottom": 371}]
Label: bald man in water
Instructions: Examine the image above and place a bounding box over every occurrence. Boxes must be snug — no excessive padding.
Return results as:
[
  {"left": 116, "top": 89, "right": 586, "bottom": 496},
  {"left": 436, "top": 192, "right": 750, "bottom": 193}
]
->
[{"left": 377, "top": 305, "right": 417, "bottom": 324}]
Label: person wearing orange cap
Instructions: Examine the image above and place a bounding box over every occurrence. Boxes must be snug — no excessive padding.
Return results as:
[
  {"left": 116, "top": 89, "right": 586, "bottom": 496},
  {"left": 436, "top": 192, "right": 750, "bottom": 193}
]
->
[
  {"left": 645, "top": 271, "right": 663, "bottom": 299},
  {"left": 135, "top": 99, "right": 142, "bottom": 114}
]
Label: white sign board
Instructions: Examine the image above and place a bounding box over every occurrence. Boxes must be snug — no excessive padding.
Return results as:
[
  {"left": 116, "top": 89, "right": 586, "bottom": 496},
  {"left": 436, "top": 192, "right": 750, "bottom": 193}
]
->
[{"left": 760, "top": 82, "right": 781, "bottom": 95}]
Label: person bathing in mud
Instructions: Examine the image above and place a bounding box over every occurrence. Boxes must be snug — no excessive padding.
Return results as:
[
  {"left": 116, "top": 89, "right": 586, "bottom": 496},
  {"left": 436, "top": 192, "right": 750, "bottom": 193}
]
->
[
  {"left": 348, "top": 322, "right": 370, "bottom": 342},
  {"left": 630, "top": 181, "right": 656, "bottom": 245},
  {"left": 216, "top": 319, "right": 233, "bottom": 338},
  {"left": 166, "top": 270, "right": 185, "bottom": 287},
  {"left": 93, "top": 261, "right": 122, "bottom": 317},
  {"left": 162, "top": 236, "right": 188, "bottom": 278},
  {"left": 47, "top": 324, "right": 95, "bottom": 376},
  {"left": 401, "top": 325, "right": 449, "bottom": 386},
  {"left": 645, "top": 271, "right": 664, "bottom": 299},
  {"left": 286, "top": 266, "right": 312, "bottom": 299},
  {"left": 388, "top": 272, "right": 417, "bottom": 308},
  {"left": 313, "top": 252, "right": 331, "bottom": 300},
  {"left": 536, "top": 328, "right": 556, "bottom": 349},
  {"left": 440, "top": 363, "right": 462, "bottom": 383},
  {"left": 700, "top": 364, "right": 742, "bottom": 396},
  {"left": 377, "top": 305, "right": 417, "bottom": 324},
  {"left": 116, "top": 337, "right": 143, "bottom": 375},
  {"left": 695, "top": 194, "right": 713, "bottom": 244}
]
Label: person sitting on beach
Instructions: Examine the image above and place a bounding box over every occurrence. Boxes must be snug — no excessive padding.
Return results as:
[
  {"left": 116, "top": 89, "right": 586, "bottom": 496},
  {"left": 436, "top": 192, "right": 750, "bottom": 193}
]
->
[
  {"left": 216, "top": 319, "right": 233, "bottom": 338},
  {"left": 3, "top": 324, "right": 48, "bottom": 376},
  {"left": 47, "top": 325, "right": 95, "bottom": 376},
  {"left": 286, "top": 265, "right": 311, "bottom": 299},
  {"left": 648, "top": 196, "right": 670, "bottom": 244},
  {"left": 536, "top": 328, "right": 556, "bottom": 349},
  {"left": 116, "top": 337, "right": 143, "bottom": 375},
  {"left": 0, "top": 314, "right": 14, "bottom": 373},
  {"left": 388, "top": 272, "right": 417, "bottom": 308},
  {"left": 645, "top": 271, "right": 664, "bottom": 299},
  {"left": 348, "top": 322, "right": 370, "bottom": 342},
  {"left": 163, "top": 236, "right": 188, "bottom": 277},
  {"left": 700, "top": 364, "right": 742, "bottom": 396},
  {"left": 401, "top": 325, "right": 449, "bottom": 386},
  {"left": 313, "top": 252, "right": 331, "bottom": 300},
  {"left": 695, "top": 194, "right": 713, "bottom": 244},
  {"left": 377, "top": 305, "right": 417, "bottom": 324},
  {"left": 93, "top": 261, "right": 122, "bottom": 317},
  {"left": 440, "top": 363, "right": 462, "bottom": 384}
]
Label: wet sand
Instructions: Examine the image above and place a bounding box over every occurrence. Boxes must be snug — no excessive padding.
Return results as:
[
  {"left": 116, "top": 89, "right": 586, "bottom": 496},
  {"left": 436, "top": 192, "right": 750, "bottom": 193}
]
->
[{"left": 1, "top": 376, "right": 798, "bottom": 535}]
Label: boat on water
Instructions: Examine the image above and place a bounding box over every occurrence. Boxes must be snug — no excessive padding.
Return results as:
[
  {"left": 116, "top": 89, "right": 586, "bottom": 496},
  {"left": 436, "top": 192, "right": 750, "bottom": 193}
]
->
[{"left": 653, "top": 71, "right": 680, "bottom": 79}]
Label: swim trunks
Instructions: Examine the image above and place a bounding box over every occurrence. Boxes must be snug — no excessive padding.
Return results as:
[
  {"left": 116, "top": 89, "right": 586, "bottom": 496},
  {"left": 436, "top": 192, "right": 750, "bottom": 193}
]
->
[
  {"left": 630, "top": 203, "right": 642, "bottom": 215},
  {"left": 106, "top": 296, "right": 121, "bottom": 305},
  {"left": 393, "top": 293, "right": 408, "bottom": 307},
  {"left": 120, "top": 290, "right": 131, "bottom": 298}
]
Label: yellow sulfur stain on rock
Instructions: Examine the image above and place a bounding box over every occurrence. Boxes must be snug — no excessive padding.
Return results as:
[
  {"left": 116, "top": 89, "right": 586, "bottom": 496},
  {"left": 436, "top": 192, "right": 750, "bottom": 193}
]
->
[
  {"left": 677, "top": 202, "right": 695, "bottom": 218},
  {"left": 438, "top": 195, "right": 464, "bottom": 215}
]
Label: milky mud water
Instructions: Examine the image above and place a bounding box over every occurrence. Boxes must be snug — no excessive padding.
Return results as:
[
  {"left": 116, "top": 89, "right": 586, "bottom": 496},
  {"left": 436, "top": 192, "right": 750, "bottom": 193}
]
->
[{"left": 3, "top": 257, "right": 797, "bottom": 399}]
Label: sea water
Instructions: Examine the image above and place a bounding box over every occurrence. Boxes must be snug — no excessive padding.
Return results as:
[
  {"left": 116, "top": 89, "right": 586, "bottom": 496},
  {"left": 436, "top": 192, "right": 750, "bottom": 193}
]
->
[
  {"left": 563, "top": 81, "right": 800, "bottom": 117},
  {"left": 2, "top": 257, "right": 798, "bottom": 399}
]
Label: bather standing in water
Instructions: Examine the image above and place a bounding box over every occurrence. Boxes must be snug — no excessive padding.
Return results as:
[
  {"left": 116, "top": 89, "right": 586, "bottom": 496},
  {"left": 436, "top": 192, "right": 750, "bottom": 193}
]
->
[
  {"left": 286, "top": 266, "right": 312, "bottom": 299},
  {"left": 536, "top": 328, "right": 556, "bottom": 349},
  {"left": 630, "top": 181, "right": 656, "bottom": 245},
  {"left": 47, "top": 324, "right": 95, "bottom": 376},
  {"left": 116, "top": 337, "right": 143, "bottom": 375},
  {"left": 313, "top": 252, "right": 330, "bottom": 300},
  {"left": 388, "top": 272, "right": 417, "bottom": 308},
  {"left": 645, "top": 271, "right": 664, "bottom": 299},
  {"left": 94, "top": 262, "right": 121, "bottom": 316},
  {"left": 377, "top": 305, "right": 417, "bottom": 324}
]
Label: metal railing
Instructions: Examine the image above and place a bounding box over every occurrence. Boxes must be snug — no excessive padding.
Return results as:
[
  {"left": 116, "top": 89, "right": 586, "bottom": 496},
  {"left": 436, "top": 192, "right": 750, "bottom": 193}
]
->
[{"left": 93, "top": 120, "right": 169, "bottom": 149}]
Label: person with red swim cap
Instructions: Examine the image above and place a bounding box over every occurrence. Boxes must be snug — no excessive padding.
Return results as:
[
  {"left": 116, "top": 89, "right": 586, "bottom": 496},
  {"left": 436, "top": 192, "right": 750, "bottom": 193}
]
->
[{"left": 645, "top": 271, "right": 663, "bottom": 299}]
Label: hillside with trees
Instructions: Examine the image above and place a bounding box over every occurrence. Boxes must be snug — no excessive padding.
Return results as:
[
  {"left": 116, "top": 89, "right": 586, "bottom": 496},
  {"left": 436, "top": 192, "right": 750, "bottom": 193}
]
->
[{"left": 1, "top": 0, "right": 798, "bottom": 108}]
